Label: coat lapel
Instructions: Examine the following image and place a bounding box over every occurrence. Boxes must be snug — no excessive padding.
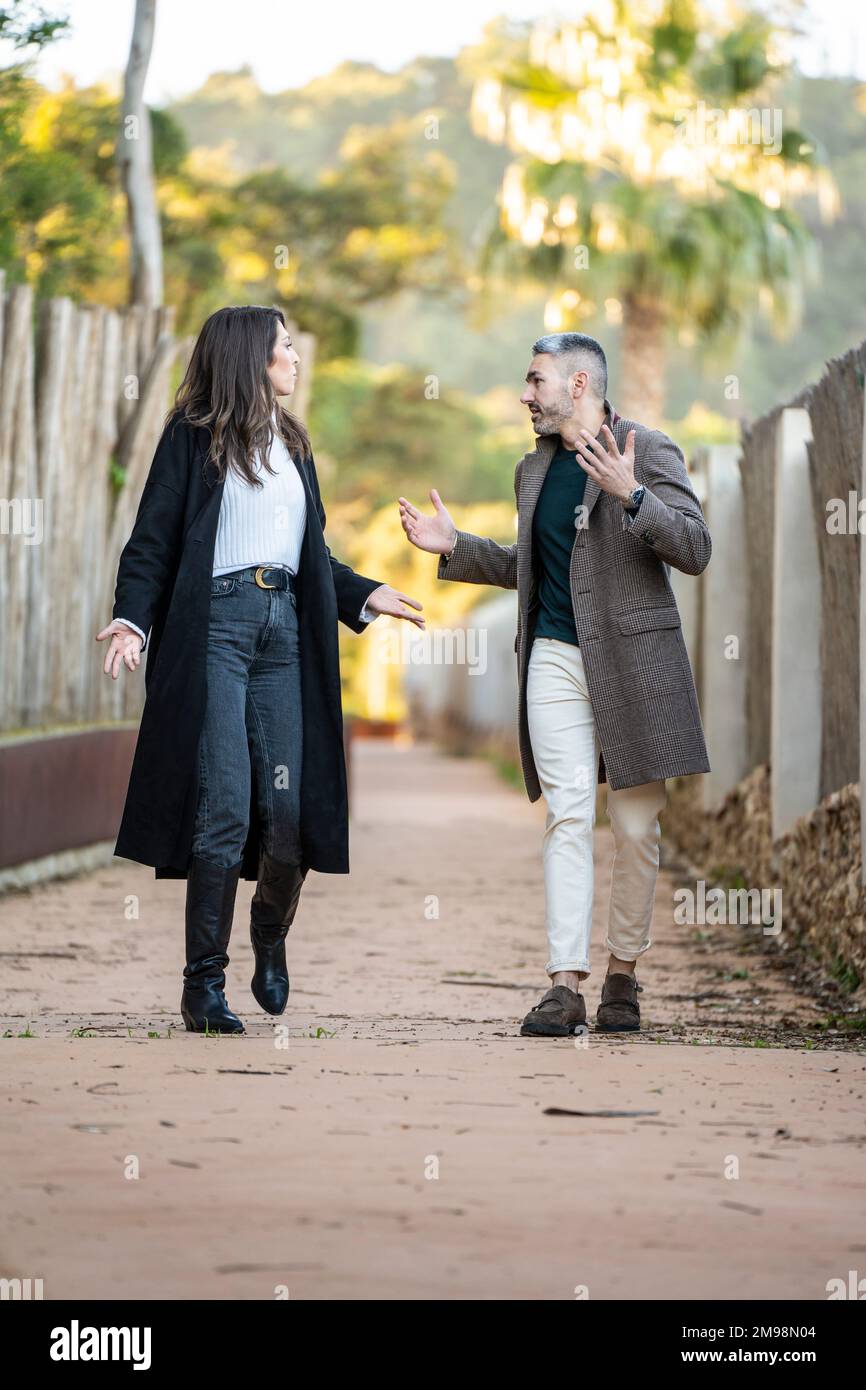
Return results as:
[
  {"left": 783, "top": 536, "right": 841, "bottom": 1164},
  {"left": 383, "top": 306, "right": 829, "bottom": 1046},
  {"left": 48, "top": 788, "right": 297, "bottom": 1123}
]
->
[{"left": 517, "top": 433, "right": 557, "bottom": 537}]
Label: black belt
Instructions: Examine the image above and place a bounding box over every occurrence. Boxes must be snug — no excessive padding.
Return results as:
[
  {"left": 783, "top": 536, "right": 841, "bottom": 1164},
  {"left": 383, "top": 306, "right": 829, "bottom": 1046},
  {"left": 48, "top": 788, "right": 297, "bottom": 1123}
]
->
[{"left": 228, "top": 565, "right": 296, "bottom": 592}]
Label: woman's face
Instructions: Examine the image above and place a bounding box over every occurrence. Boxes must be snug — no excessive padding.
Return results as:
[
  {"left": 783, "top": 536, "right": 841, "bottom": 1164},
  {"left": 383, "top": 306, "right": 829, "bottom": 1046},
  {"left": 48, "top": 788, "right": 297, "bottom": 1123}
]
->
[{"left": 266, "top": 323, "right": 301, "bottom": 397}]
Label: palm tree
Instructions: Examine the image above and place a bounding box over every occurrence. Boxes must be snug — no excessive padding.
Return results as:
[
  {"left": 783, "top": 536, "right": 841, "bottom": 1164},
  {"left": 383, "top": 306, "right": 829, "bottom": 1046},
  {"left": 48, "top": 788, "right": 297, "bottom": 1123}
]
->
[{"left": 469, "top": 1, "right": 838, "bottom": 420}]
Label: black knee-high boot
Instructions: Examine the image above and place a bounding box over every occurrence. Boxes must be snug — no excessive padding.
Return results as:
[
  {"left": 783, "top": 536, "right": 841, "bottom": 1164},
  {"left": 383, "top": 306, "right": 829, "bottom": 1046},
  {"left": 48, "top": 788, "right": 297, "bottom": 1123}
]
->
[
  {"left": 181, "top": 856, "right": 245, "bottom": 1034},
  {"left": 250, "top": 851, "right": 307, "bottom": 1015}
]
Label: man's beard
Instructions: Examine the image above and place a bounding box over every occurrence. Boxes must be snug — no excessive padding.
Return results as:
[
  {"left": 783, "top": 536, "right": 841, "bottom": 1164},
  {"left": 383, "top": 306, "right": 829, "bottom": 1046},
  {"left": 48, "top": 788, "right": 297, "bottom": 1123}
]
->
[{"left": 529, "top": 388, "right": 573, "bottom": 435}]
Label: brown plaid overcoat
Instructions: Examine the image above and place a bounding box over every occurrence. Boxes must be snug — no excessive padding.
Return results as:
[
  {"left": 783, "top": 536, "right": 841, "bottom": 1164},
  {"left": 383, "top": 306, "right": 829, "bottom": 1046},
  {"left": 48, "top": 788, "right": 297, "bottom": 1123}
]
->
[{"left": 437, "top": 400, "right": 711, "bottom": 797}]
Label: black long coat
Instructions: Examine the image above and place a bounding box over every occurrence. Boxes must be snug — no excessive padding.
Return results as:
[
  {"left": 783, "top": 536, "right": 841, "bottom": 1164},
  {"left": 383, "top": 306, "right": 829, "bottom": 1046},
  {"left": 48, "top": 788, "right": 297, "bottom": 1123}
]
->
[{"left": 111, "top": 412, "right": 382, "bottom": 880}]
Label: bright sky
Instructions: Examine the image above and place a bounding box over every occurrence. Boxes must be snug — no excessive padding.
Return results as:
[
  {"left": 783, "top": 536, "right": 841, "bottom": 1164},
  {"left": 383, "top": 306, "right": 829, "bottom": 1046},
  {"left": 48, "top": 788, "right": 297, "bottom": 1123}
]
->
[{"left": 16, "top": 0, "right": 866, "bottom": 98}]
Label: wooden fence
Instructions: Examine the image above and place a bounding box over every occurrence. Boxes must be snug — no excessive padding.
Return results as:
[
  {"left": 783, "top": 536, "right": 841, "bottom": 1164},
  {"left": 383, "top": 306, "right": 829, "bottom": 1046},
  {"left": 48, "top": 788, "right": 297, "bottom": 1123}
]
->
[
  {"left": 0, "top": 276, "right": 316, "bottom": 738},
  {"left": 0, "top": 272, "right": 188, "bottom": 732}
]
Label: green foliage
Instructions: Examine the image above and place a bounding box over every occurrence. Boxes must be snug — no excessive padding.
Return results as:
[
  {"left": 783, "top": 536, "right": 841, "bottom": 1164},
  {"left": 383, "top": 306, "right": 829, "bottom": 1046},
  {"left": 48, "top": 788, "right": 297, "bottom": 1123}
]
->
[
  {"left": 0, "top": 79, "right": 122, "bottom": 298},
  {"left": 697, "top": 12, "right": 776, "bottom": 98},
  {"left": 0, "top": 2, "right": 68, "bottom": 50},
  {"left": 163, "top": 44, "right": 866, "bottom": 417},
  {"left": 817, "top": 1011, "right": 866, "bottom": 1031},
  {"left": 309, "top": 358, "right": 523, "bottom": 507},
  {"left": 471, "top": 1, "right": 834, "bottom": 405},
  {"left": 648, "top": 1, "right": 699, "bottom": 83},
  {"left": 0, "top": 55, "right": 457, "bottom": 349},
  {"left": 158, "top": 115, "right": 458, "bottom": 345},
  {"left": 149, "top": 106, "right": 188, "bottom": 178},
  {"left": 1, "top": 12, "right": 863, "bottom": 425},
  {"left": 827, "top": 957, "right": 861, "bottom": 995}
]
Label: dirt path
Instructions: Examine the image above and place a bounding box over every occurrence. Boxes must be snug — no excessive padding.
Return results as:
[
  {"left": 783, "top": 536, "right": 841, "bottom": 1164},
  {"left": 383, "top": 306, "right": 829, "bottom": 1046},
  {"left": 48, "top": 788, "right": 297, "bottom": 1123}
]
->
[{"left": 1, "top": 740, "right": 864, "bottom": 1300}]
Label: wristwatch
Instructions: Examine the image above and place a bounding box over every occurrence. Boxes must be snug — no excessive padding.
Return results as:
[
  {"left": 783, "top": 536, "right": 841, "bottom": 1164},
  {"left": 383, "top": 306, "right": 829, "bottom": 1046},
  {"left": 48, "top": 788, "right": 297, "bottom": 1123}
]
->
[{"left": 622, "top": 484, "right": 645, "bottom": 510}]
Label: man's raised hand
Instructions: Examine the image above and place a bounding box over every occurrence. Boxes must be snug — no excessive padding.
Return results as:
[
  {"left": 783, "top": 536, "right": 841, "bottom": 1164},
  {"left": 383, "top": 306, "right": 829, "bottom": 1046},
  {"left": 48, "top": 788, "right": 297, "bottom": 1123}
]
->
[
  {"left": 398, "top": 490, "right": 457, "bottom": 556},
  {"left": 573, "top": 425, "right": 638, "bottom": 502}
]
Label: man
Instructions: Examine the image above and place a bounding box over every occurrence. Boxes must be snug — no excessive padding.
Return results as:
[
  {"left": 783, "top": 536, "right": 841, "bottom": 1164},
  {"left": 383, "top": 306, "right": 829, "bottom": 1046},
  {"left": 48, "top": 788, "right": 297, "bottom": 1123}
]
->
[{"left": 398, "top": 332, "right": 711, "bottom": 1037}]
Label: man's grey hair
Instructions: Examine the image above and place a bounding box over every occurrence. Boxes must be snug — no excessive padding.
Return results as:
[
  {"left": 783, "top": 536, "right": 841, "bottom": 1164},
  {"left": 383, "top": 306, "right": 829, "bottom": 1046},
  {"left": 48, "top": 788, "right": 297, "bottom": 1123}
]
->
[{"left": 532, "top": 332, "right": 608, "bottom": 400}]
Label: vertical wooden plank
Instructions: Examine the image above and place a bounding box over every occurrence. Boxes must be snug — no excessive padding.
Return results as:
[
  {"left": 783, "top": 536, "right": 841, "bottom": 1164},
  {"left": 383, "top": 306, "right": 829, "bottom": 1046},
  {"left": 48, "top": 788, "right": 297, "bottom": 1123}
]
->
[
  {"left": 49, "top": 305, "right": 97, "bottom": 721},
  {"left": 0, "top": 270, "right": 6, "bottom": 375},
  {"left": 117, "top": 305, "right": 144, "bottom": 435},
  {"left": 66, "top": 305, "right": 96, "bottom": 717},
  {"left": 0, "top": 276, "right": 18, "bottom": 727},
  {"left": 0, "top": 283, "right": 31, "bottom": 496},
  {"left": 10, "top": 297, "right": 39, "bottom": 727},
  {"left": 139, "top": 304, "right": 158, "bottom": 375},
  {"left": 738, "top": 410, "right": 778, "bottom": 771},
  {"left": 89, "top": 309, "right": 123, "bottom": 723},
  {"left": 806, "top": 342, "right": 866, "bottom": 797},
  {"left": 65, "top": 306, "right": 106, "bottom": 720},
  {"left": 156, "top": 304, "right": 176, "bottom": 339},
  {"left": 31, "top": 297, "right": 76, "bottom": 723},
  {"left": 107, "top": 332, "right": 180, "bottom": 719},
  {"left": 860, "top": 377, "right": 866, "bottom": 888}
]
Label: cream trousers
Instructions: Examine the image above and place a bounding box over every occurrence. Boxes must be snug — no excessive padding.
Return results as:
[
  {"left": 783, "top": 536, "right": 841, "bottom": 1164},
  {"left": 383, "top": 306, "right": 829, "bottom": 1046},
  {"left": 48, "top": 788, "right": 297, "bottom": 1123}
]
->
[{"left": 526, "top": 637, "right": 666, "bottom": 977}]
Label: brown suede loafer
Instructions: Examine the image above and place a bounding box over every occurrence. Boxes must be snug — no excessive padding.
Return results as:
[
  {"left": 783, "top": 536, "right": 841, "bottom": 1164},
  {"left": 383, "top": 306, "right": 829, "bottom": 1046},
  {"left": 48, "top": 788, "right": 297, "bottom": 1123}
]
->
[
  {"left": 520, "top": 985, "right": 587, "bottom": 1037},
  {"left": 596, "top": 972, "right": 641, "bottom": 1032}
]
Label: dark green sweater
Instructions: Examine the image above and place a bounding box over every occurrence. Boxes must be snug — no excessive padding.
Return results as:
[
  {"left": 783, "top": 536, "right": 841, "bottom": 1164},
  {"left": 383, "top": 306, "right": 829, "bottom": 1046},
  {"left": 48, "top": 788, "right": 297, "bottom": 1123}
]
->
[
  {"left": 532, "top": 441, "right": 589, "bottom": 647},
  {"left": 531, "top": 439, "right": 643, "bottom": 646}
]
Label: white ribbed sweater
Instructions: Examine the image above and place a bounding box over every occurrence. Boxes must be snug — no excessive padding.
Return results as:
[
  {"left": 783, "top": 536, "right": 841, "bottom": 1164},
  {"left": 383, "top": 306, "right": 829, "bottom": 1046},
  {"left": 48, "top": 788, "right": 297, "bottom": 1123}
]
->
[
  {"left": 116, "top": 427, "right": 376, "bottom": 648},
  {"left": 212, "top": 429, "right": 307, "bottom": 576}
]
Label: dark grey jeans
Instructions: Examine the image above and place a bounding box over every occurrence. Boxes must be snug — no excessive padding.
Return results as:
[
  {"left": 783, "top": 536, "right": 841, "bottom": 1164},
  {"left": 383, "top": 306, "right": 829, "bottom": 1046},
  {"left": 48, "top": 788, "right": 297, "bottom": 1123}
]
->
[{"left": 191, "top": 567, "right": 303, "bottom": 868}]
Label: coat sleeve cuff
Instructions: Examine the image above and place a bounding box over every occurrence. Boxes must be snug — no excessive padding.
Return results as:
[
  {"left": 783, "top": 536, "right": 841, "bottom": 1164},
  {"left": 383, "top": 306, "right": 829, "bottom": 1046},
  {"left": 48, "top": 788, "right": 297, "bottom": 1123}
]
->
[
  {"left": 113, "top": 616, "right": 148, "bottom": 652},
  {"left": 436, "top": 530, "right": 475, "bottom": 582},
  {"left": 337, "top": 575, "right": 383, "bottom": 633},
  {"left": 620, "top": 487, "right": 665, "bottom": 547}
]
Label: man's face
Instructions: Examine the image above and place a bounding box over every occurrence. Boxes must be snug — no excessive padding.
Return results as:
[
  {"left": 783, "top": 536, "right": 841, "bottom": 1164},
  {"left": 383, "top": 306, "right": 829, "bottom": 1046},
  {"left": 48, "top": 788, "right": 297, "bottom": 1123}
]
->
[{"left": 519, "top": 354, "right": 577, "bottom": 435}]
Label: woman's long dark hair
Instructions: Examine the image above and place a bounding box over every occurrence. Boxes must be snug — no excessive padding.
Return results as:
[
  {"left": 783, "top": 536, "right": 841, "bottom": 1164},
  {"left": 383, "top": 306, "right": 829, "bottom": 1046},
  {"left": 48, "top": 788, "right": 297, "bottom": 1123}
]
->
[{"left": 173, "top": 305, "right": 311, "bottom": 486}]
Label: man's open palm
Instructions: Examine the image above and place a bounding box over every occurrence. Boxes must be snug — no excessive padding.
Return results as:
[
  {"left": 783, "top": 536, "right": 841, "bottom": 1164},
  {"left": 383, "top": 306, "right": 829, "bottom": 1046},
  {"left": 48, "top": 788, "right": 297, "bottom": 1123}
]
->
[{"left": 398, "top": 490, "right": 457, "bottom": 556}]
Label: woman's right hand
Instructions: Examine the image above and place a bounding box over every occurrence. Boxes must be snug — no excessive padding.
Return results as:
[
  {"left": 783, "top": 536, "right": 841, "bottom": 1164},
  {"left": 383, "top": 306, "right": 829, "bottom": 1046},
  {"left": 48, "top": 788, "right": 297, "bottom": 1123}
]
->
[{"left": 96, "top": 621, "right": 144, "bottom": 679}]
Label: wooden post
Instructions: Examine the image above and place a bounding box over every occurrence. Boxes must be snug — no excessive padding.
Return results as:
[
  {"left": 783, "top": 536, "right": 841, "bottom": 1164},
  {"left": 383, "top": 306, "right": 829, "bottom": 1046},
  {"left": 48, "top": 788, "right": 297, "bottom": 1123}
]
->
[
  {"left": 771, "top": 408, "right": 821, "bottom": 839},
  {"left": 860, "top": 376, "right": 866, "bottom": 887},
  {"left": 2, "top": 286, "right": 39, "bottom": 727},
  {"left": 700, "top": 444, "right": 750, "bottom": 810}
]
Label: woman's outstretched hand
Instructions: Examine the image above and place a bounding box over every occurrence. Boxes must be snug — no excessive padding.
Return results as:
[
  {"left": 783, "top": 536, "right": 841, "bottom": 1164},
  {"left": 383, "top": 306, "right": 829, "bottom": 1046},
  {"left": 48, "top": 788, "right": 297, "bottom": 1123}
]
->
[
  {"left": 364, "top": 585, "right": 426, "bottom": 630},
  {"left": 398, "top": 490, "right": 457, "bottom": 556},
  {"left": 96, "top": 621, "right": 144, "bottom": 679}
]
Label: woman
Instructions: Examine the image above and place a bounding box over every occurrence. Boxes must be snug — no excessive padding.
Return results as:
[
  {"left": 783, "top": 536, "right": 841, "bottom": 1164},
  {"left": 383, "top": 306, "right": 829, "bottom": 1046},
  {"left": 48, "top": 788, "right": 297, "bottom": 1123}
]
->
[{"left": 96, "top": 305, "right": 423, "bottom": 1035}]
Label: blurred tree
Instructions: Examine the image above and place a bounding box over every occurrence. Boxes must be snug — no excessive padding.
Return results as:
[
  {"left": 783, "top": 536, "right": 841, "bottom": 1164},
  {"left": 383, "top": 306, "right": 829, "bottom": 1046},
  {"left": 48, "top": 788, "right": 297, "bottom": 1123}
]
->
[
  {"left": 309, "top": 359, "right": 524, "bottom": 507},
  {"left": 119, "top": 0, "right": 162, "bottom": 305},
  {"left": 468, "top": 1, "right": 838, "bottom": 420},
  {"left": 0, "top": 61, "right": 456, "bottom": 353},
  {"left": 0, "top": 1, "right": 67, "bottom": 49},
  {"left": 0, "top": 79, "right": 138, "bottom": 300},
  {"left": 0, "top": 2, "right": 75, "bottom": 283},
  {"left": 160, "top": 115, "right": 458, "bottom": 349}
]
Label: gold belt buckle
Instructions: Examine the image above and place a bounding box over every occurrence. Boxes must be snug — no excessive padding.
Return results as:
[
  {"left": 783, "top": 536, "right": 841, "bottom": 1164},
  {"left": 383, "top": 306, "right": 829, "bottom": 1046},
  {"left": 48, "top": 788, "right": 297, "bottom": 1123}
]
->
[{"left": 254, "top": 566, "right": 278, "bottom": 589}]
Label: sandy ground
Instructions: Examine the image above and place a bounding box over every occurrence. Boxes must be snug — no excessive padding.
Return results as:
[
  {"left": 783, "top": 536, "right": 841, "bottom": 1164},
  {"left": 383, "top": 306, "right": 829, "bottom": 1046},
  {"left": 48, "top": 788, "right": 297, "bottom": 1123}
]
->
[{"left": 1, "top": 739, "right": 865, "bottom": 1301}]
